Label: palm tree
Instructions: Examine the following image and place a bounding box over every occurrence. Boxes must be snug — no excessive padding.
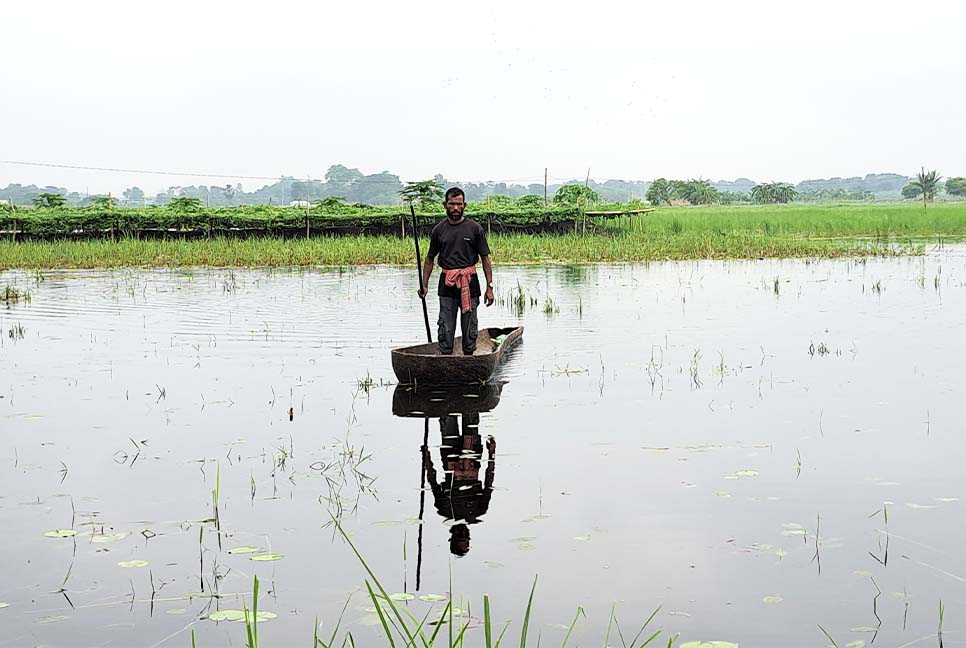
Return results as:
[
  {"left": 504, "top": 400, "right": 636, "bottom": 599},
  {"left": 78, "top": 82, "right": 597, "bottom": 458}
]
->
[
  {"left": 678, "top": 179, "right": 719, "bottom": 205},
  {"left": 752, "top": 182, "right": 798, "bottom": 204},
  {"left": 645, "top": 179, "right": 673, "bottom": 206},
  {"left": 910, "top": 168, "right": 942, "bottom": 202},
  {"left": 399, "top": 180, "right": 445, "bottom": 208}
]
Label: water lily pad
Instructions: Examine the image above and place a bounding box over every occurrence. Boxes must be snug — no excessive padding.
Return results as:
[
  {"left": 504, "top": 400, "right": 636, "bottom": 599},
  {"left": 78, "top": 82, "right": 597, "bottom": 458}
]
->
[
  {"left": 118, "top": 560, "right": 149, "bottom": 568},
  {"left": 679, "top": 642, "right": 739, "bottom": 648},
  {"left": 722, "top": 475, "right": 739, "bottom": 481},
  {"left": 37, "top": 615, "right": 69, "bottom": 624},
  {"left": 935, "top": 497, "right": 959, "bottom": 503},
  {"left": 483, "top": 561, "right": 504, "bottom": 568},
  {"left": 419, "top": 594, "right": 448, "bottom": 602},
  {"left": 250, "top": 553, "right": 284, "bottom": 561},
  {"left": 517, "top": 544, "right": 536, "bottom": 551},
  {"left": 845, "top": 642, "right": 865, "bottom": 648},
  {"left": 227, "top": 546, "right": 261, "bottom": 554},
  {"left": 905, "top": 503, "right": 937, "bottom": 510},
  {"left": 511, "top": 536, "right": 536, "bottom": 543},
  {"left": 165, "top": 608, "right": 188, "bottom": 615},
  {"left": 0, "top": 602, "right": 8, "bottom": 609},
  {"left": 209, "top": 609, "right": 277, "bottom": 622},
  {"left": 389, "top": 593, "right": 415, "bottom": 601},
  {"left": 849, "top": 627, "right": 878, "bottom": 633},
  {"left": 573, "top": 535, "right": 590, "bottom": 541},
  {"left": 852, "top": 570, "right": 873, "bottom": 577},
  {"left": 92, "top": 533, "right": 128, "bottom": 543},
  {"left": 373, "top": 520, "right": 404, "bottom": 526},
  {"left": 735, "top": 470, "right": 759, "bottom": 477},
  {"left": 715, "top": 492, "right": 732, "bottom": 498},
  {"left": 42, "top": 529, "right": 77, "bottom": 538},
  {"left": 762, "top": 595, "right": 783, "bottom": 604}
]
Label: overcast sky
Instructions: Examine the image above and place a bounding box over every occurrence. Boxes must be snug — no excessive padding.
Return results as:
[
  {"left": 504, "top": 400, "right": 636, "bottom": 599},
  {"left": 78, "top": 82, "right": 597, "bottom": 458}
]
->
[{"left": 2, "top": 0, "right": 964, "bottom": 194}]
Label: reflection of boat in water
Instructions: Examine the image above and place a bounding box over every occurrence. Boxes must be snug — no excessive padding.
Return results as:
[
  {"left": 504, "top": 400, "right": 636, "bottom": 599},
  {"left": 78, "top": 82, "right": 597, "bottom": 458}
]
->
[
  {"left": 391, "top": 382, "right": 503, "bottom": 418},
  {"left": 390, "top": 326, "right": 523, "bottom": 385}
]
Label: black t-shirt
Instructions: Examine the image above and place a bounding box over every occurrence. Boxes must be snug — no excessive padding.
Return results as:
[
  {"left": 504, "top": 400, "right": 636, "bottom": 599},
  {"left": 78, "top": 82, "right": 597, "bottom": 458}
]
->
[{"left": 427, "top": 218, "right": 491, "bottom": 298}]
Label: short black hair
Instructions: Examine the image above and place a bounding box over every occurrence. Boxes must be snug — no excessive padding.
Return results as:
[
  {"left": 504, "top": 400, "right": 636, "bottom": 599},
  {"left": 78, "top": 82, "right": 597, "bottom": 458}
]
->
[{"left": 444, "top": 187, "right": 465, "bottom": 202}]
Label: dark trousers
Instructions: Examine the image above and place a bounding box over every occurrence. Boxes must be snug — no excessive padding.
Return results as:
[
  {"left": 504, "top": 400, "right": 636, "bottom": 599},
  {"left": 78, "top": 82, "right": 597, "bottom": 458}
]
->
[{"left": 438, "top": 296, "right": 479, "bottom": 355}]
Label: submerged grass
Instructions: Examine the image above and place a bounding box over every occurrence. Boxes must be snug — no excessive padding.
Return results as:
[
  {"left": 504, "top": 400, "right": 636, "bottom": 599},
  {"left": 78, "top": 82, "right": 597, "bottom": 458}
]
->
[{"left": 1, "top": 204, "right": 961, "bottom": 269}]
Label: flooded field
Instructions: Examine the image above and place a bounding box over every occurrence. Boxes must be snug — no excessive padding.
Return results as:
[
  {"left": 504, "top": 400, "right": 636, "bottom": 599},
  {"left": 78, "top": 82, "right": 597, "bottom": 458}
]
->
[{"left": 2, "top": 245, "right": 965, "bottom": 648}]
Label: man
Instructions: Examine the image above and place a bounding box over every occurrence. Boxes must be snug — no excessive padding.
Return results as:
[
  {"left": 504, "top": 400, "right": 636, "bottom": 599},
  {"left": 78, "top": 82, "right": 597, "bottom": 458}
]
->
[{"left": 419, "top": 187, "right": 495, "bottom": 355}]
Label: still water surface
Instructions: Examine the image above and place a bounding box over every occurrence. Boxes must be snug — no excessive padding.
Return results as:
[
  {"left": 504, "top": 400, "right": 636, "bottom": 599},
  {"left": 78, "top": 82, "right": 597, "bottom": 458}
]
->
[{"left": 2, "top": 247, "right": 965, "bottom": 647}]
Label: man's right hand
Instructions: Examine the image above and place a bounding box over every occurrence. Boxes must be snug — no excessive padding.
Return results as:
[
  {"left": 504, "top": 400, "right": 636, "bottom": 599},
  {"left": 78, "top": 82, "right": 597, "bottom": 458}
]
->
[{"left": 418, "top": 287, "right": 427, "bottom": 299}]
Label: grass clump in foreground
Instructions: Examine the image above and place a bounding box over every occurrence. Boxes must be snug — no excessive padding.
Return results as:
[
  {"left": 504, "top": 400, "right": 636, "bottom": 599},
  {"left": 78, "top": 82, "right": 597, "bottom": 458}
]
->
[{"left": 302, "top": 520, "right": 673, "bottom": 648}]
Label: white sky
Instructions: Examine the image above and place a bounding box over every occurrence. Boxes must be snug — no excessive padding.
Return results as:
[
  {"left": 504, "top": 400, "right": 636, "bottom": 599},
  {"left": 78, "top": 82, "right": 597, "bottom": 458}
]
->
[{"left": 2, "top": 0, "right": 964, "bottom": 194}]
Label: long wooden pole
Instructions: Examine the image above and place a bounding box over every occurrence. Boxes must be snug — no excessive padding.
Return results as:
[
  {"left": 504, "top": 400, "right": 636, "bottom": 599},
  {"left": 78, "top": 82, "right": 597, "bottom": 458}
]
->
[
  {"left": 416, "top": 417, "right": 429, "bottom": 591},
  {"left": 411, "top": 205, "right": 433, "bottom": 343}
]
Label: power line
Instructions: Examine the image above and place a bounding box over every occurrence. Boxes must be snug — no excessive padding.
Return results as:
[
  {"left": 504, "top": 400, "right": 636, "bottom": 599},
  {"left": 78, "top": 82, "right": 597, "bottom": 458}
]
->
[{"left": 0, "top": 159, "right": 627, "bottom": 187}]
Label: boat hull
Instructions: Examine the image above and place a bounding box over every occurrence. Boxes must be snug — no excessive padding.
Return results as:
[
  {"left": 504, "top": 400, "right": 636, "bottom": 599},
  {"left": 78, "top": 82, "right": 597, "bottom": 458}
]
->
[{"left": 390, "top": 326, "right": 523, "bottom": 385}]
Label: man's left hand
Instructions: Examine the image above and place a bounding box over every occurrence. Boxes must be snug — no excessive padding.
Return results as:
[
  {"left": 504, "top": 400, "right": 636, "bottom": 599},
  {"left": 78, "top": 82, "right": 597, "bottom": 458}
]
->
[{"left": 484, "top": 287, "right": 495, "bottom": 307}]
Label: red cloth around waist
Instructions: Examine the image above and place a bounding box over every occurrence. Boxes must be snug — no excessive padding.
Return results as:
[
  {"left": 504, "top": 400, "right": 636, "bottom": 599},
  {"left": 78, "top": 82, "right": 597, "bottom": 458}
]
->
[{"left": 443, "top": 266, "right": 477, "bottom": 313}]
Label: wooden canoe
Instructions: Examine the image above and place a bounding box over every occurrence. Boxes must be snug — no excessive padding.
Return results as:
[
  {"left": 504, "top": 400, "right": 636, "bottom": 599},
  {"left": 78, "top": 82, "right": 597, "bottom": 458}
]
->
[
  {"left": 391, "top": 326, "right": 523, "bottom": 385},
  {"left": 391, "top": 382, "right": 504, "bottom": 417}
]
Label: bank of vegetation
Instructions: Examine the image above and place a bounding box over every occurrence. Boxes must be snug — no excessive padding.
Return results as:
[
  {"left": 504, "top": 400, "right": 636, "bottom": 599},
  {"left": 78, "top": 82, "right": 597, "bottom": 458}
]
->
[{"left": 2, "top": 203, "right": 963, "bottom": 269}]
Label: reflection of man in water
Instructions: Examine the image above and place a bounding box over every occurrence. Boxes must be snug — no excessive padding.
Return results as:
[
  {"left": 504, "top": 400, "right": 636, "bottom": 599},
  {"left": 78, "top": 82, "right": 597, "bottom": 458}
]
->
[{"left": 421, "top": 413, "right": 496, "bottom": 556}]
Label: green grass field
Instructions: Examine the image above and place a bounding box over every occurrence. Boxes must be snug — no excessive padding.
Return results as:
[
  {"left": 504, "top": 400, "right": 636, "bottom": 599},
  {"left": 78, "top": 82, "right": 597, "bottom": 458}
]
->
[{"left": 1, "top": 203, "right": 960, "bottom": 269}]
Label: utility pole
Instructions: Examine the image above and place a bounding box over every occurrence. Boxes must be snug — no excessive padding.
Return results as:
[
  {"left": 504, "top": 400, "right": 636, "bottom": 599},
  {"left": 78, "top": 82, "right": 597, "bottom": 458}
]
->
[{"left": 544, "top": 168, "right": 548, "bottom": 207}]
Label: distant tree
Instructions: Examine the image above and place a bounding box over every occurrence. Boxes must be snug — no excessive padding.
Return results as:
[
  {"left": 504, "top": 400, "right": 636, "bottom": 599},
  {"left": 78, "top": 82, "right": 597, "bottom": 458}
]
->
[
  {"left": 32, "top": 193, "right": 67, "bottom": 208},
  {"left": 552, "top": 184, "right": 599, "bottom": 206},
  {"left": 224, "top": 184, "right": 236, "bottom": 205},
  {"left": 910, "top": 168, "right": 942, "bottom": 203},
  {"left": 945, "top": 177, "right": 966, "bottom": 196},
  {"left": 752, "top": 182, "right": 798, "bottom": 204},
  {"left": 485, "top": 194, "right": 515, "bottom": 208},
  {"left": 90, "top": 195, "right": 116, "bottom": 209},
  {"left": 676, "top": 179, "right": 719, "bottom": 205},
  {"left": 901, "top": 183, "right": 922, "bottom": 199},
  {"left": 313, "top": 196, "right": 347, "bottom": 209},
  {"left": 169, "top": 196, "right": 204, "bottom": 212},
  {"left": 325, "top": 164, "right": 365, "bottom": 186},
  {"left": 516, "top": 195, "right": 544, "bottom": 208},
  {"left": 123, "top": 186, "right": 145, "bottom": 204},
  {"left": 645, "top": 178, "right": 673, "bottom": 206},
  {"left": 399, "top": 179, "right": 445, "bottom": 207}
]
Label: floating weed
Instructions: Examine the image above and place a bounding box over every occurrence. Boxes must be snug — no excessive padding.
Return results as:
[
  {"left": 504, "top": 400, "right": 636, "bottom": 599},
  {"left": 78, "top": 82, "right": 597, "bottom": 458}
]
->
[
  {"left": 118, "top": 560, "right": 149, "bottom": 568},
  {"left": 542, "top": 296, "right": 559, "bottom": 316},
  {"left": 1, "top": 285, "right": 31, "bottom": 304},
  {"left": 8, "top": 322, "right": 25, "bottom": 340},
  {"left": 207, "top": 609, "right": 277, "bottom": 623},
  {"left": 250, "top": 553, "right": 284, "bottom": 562},
  {"left": 42, "top": 529, "right": 77, "bottom": 538},
  {"left": 227, "top": 546, "right": 261, "bottom": 555}
]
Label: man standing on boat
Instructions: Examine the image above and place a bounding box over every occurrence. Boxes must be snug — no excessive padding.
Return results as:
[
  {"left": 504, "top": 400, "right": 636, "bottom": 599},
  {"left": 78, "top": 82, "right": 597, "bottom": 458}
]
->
[{"left": 419, "top": 187, "right": 495, "bottom": 355}]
